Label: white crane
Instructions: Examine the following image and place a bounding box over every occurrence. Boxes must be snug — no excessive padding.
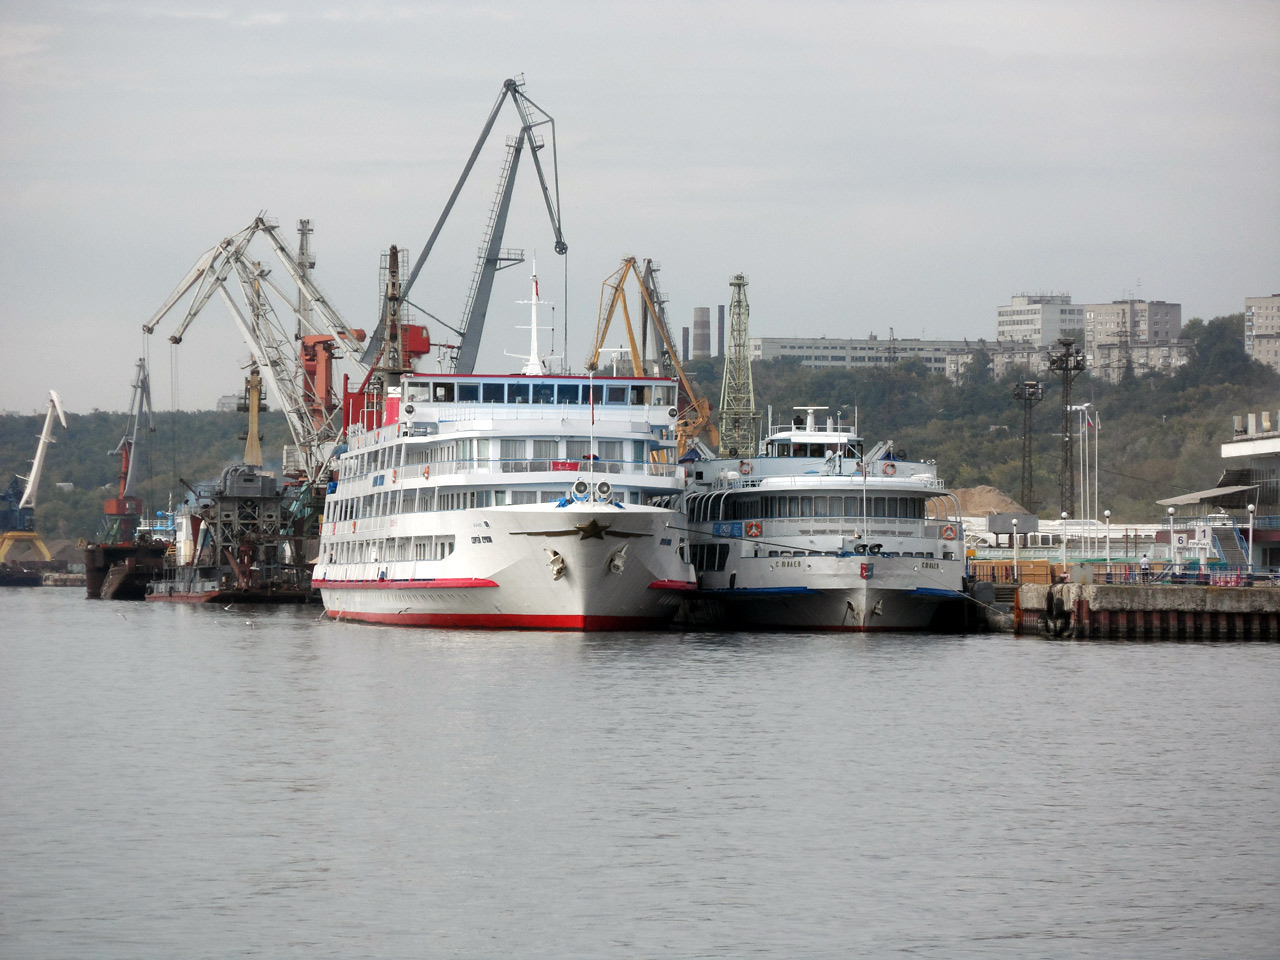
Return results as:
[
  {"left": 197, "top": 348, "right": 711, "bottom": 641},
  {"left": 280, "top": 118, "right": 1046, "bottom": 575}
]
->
[{"left": 141, "top": 215, "right": 369, "bottom": 484}]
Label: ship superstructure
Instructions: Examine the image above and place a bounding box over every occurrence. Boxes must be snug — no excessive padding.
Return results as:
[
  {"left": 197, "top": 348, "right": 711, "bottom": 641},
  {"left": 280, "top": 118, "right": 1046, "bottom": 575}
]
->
[
  {"left": 681, "top": 407, "right": 966, "bottom": 630},
  {"left": 312, "top": 267, "right": 696, "bottom": 629}
]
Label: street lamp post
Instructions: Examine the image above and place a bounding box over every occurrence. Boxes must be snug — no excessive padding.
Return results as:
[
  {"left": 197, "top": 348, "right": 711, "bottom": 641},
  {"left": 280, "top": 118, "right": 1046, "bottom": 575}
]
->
[
  {"left": 1167, "top": 506, "right": 1177, "bottom": 575},
  {"left": 1248, "top": 503, "right": 1256, "bottom": 577},
  {"left": 1011, "top": 517, "right": 1019, "bottom": 582},
  {"left": 1104, "top": 509, "right": 1111, "bottom": 573},
  {"left": 1061, "top": 511, "right": 1069, "bottom": 573}
]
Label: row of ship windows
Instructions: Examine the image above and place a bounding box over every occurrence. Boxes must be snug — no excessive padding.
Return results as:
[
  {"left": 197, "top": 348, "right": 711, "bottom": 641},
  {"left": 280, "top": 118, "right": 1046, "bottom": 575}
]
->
[
  {"left": 687, "top": 494, "right": 931, "bottom": 523},
  {"left": 782, "top": 355, "right": 946, "bottom": 364},
  {"left": 403, "top": 381, "right": 677, "bottom": 407},
  {"left": 326, "top": 536, "right": 456, "bottom": 565},
  {"left": 328, "top": 486, "right": 648, "bottom": 521},
  {"left": 689, "top": 544, "right": 940, "bottom": 571},
  {"left": 340, "top": 438, "right": 651, "bottom": 478}
]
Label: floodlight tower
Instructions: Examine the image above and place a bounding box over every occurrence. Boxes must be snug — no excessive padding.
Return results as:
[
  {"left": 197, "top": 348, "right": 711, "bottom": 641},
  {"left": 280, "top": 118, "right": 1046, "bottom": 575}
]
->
[
  {"left": 1048, "top": 338, "right": 1086, "bottom": 517},
  {"left": 717, "top": 273, "right": 760, "bottom": 457},
  {"left": 1013, "top": 380, "right": 1045, "bottom": 511}
]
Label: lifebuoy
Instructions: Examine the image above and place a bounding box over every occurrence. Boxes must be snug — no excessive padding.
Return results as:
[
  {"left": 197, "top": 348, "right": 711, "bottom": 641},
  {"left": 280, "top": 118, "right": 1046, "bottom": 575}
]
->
[
  {"left": 423, "top": 465, "right": 430, "bottom": 479},
  {"left": 883, "top": 462, "right": 897, "bottom": 476},
  {"left": 351, "top": 520, "right": 356, "bottom": 533},
  {"left": 941, "top": 524, "right": 957, "bottom": 540},
  {"left": 739, "top": 460, "right": 752, "bottom": 475},
  {"left": 746, "top": 521, "right": 763, "bottom": 538},
  {"left": 391, "top": 469, "right": 397, "bottom": 483}
]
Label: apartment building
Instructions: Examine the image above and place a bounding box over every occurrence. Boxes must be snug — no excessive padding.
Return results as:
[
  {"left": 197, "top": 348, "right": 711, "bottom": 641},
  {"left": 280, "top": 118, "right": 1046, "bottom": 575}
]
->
[
  {"left": 1090, "top": 340, "right": 1192, "bottom": 384},
  {"left": 1245, "top": 294, "right": 1280, "bottom": 374},
  {"left": 995, "top": 294, "right": 1084, "bottom": 345},
  {"left": 1082, "top": 299, "right": 1181, "bottom": 352}
]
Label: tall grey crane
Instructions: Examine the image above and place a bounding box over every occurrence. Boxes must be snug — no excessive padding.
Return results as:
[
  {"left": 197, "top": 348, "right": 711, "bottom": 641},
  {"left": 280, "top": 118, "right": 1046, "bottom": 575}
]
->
[{"left": 394, "top": 76, "right": 568, "bottom": 375}]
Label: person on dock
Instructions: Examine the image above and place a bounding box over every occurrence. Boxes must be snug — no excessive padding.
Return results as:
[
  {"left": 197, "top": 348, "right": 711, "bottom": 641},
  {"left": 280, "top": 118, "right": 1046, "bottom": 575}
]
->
[{"left": 1140, "top": 554, "right": 1150, "bottom": 582}]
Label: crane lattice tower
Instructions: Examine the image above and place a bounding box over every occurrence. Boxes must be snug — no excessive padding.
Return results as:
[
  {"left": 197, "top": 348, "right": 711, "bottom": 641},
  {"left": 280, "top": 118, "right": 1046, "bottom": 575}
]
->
[
  {"left": 718, "top": 273, "right": 760, "bottom": 457},
  {"left": 1048, "top": 338, "right": 1086, "bottom": 517}
]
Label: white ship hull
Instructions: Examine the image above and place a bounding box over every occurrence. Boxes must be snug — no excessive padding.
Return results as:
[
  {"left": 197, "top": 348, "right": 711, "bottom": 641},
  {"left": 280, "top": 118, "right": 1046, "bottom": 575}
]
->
[
  {"left": 689, "top": 554, "right": 966, "bottom": 631},
  {"left": 682, "top": 407, "right": 968, "bottom": 632},
  {"left": 315, "top": 502, "right": 693, "bottom": 629}
]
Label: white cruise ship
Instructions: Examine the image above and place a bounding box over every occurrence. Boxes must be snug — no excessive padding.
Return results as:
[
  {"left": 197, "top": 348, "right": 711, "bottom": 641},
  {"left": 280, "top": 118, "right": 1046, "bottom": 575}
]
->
[
  {"left": 311, "top": 277, "right": 696, "bottom": 630},
  {"left": 679, "top": 407, "right": 967, "bottom": 631}
]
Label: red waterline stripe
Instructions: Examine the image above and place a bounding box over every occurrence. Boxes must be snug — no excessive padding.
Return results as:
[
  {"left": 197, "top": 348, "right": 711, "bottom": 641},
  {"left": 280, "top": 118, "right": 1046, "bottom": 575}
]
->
[
  {"left": 647, "top": 579, "right": 698, "bottom": 591},
  {"left": 313, "top": 578, "right": 499, "bottom": 590},
  {"left": 323, "top": 610, "right": 671, "bottom": 630}
]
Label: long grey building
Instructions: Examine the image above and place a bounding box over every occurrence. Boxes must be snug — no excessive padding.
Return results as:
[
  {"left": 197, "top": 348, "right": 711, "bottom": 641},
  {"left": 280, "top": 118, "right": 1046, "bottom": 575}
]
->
[{"left": 749, "top": 334, "right": 963, "bottom": 376}]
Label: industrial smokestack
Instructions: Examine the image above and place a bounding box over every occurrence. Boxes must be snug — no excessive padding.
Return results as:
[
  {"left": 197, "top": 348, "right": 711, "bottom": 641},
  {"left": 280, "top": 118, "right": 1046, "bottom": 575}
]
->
[
  {"left": 717, "top": 305, "right": 725, "bottom": 357},
  {"left": 692, "top": 307, "right": 711, "bottom": 359}
]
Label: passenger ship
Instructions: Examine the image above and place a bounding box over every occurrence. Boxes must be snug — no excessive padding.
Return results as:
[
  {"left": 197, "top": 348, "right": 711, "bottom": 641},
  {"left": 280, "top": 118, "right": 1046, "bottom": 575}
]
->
[
  {"left": 680, "top": 407, "right": 966, "bottom": 630},
  {"left": 311, "top": 280, "right": 696, "bottom": 629}
]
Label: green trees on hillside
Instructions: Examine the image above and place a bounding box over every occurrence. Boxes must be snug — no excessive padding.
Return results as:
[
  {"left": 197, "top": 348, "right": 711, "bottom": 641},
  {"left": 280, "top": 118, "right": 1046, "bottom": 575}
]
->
[
  {"left": 0, "top": 409, "right": 292, "bottom": 541},
  {"left": 683, "top": 316, "right": 1278, "bottom": 521}
]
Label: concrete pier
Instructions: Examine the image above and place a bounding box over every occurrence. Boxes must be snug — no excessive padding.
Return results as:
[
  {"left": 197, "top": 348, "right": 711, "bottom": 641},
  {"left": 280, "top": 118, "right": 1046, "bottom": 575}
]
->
[{"left": 1016, "top": 583, "right": 1280, "bottom": 640}]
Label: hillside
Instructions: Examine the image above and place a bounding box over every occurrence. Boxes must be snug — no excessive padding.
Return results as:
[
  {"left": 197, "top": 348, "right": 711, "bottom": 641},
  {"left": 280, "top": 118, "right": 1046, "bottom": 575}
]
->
[
  {"left": 682, "top": 314, "right": 1277, "bottom": 522},
  {"left": 3, "top": 314, "right": 1274, "bottom": 540},
  {"left": 0, "top": 408, "right": 293, "bottom": 542}
]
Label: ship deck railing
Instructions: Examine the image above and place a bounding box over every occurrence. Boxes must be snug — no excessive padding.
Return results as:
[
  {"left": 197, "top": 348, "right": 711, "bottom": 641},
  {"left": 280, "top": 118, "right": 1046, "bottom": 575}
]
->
[
  {"left": 342, "top": 458, "right": 683, "bottom": 482},
  {"left": 705, "top": 473, "right": 948, "bottom": 491},
  {"left": 971, "top": 558, "right": 1279, "bottom": 587}
]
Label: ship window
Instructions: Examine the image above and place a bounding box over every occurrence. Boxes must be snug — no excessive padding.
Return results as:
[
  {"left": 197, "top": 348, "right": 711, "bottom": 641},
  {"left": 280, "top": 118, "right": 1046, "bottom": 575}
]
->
[
  {"left": 814, "top": 496, "right": 828, "bottom": 517},
  {"left": 507, "top": 383, "right": 530, "bottom": 403},
  {"left": 800, "top": 496, "right": 813, "bottom": 518},
  {"left": 557, "top": 384, "right": 580, "bottom": 404},
  {"left": 887, "top": 497, "right": 899, "bottom": 519},
  {"left": 567, "top": 440, "right": 590, "bottom": 460},
  {"left": 511, "top": 490, "right": 537, "bottom": 505},
  {"left": 844, "top": 496, "right": 863, "bottom": 517},
  {"left": 605, "top": 386, "right": 628, "bottom": 404},
  {"left": 632, "top": 440, "right": 646, "bottom": 462},
  {"left": 775, "top": 442, "right": 791, "bottom": 456},
  {"left": 433, "top": 382, "right": 455, "bottom": 402},
  {"left": 598, "top": 440, "right": 622, "bottom": 462},
  {"left": 630, "top": 386, "right": 646, "bottom": 405},
  {"left": 533, "top": 439, "right": 558, "bottom": 462},
  {"left": 788, "top": 496, "right": 800, "bottom": 517},
  {"left": 872, "top": 497, "right": 886, "bottom": 517},
  {"left": 532, "top": 383, "right": 555, "bottom": 404},
  {"left": 652, "top": 385, "right": 674, "bottom": 406},
  {"left": 585, "top": 384, "right": 603, "bottom": 404},
  {"left": 482, "top": 382, "right": 505, "bottom": 403},
  {"left": 457, "top": 383, "right": 480, "bottom": 402},
  {"left": 495, "top": 490, "right": 506, "bottom": 506}
]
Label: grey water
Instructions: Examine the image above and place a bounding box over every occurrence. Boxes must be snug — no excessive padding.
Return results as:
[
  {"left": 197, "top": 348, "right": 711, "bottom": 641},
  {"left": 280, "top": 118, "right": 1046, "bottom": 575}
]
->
[{"left": 1, "top": 590, "right": 1277, "bottom": 959}]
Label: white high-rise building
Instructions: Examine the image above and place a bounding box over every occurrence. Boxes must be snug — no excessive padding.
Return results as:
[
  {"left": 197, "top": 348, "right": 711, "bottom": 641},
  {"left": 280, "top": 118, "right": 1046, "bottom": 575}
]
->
[{"left": 995, "top": 294, "right": 1083, "bottom": 345}]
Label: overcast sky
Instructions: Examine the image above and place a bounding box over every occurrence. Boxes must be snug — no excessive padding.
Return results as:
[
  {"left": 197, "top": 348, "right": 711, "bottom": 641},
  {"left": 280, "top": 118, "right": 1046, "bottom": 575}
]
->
[{"left": 2, "top": 0, "right": 1277, "bottom": 414}]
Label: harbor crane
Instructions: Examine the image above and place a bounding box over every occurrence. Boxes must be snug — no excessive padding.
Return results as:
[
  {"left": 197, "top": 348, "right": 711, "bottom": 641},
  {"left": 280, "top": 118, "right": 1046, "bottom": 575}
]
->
[
  {"left": 395, "top": 76, "right": 568, "bottom": 375},
  {"left": 587, "top": 257, "right": 719, "bottom": 458},
  {"left": 101, "top": 358, "right": 154, "bottom": 545},
  {"left": 1, "top": 390, "right": 67, "bottom": 565},
  {"left": 141, "top": 216, "right": 400, "bottom": 483}
]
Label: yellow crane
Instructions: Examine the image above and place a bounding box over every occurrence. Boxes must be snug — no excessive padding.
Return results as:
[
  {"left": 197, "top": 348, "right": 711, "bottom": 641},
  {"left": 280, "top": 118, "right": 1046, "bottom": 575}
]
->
[{"left": 586, "top": 257, "right": 718, "bottom": 458}]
